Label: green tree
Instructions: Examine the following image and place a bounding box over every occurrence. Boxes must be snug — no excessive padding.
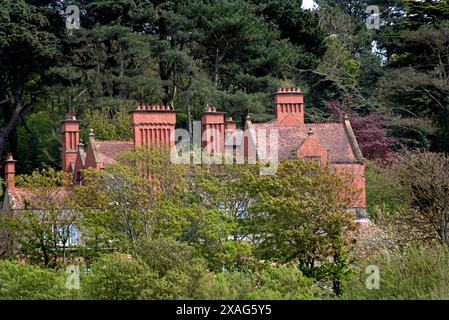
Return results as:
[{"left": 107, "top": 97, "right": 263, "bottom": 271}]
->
[
  {"left": 247, "top": 265, "right": 318, "bottom": 300},
  {"left": 375, "top": 2, "right": 449, "bottom": 152},
  {"left": 344, "top": 244, "right": 449, "bottom": 299},
  {"left": 16, "top": 111, "right": 61, "bottom": 173},
  {"left": 76, "top": 147, "right": 187, "bottom": 251},
  {"left": 0, "top": 0, "right": 60, "bottom": 158},
  {"left": 0, "top": 168, "right": 80, "bottom": 267},
  {"left": 365, "top": 160, "right": 406, "bottom": 216},
  {"left": 391, "top": 150, "right": 449, "bottom": 247},
  {"left": 183, "top": 163, "right": 259, "bottom": 271},
  {"left": 81, "top": 253, "right": 155, "bottom": 300},
  {"left": 250, "top": 160, "right": 356, "bottom": 295},
  {"left": 135, "top": 237, "right": 209, "bottom": 299},
  {"left": 0, "top": 260, "right": 70, "bottom": 300}
]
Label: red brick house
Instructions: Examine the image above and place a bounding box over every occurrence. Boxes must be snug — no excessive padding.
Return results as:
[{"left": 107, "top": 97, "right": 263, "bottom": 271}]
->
[
  {"left": 2, "top": 87, "right": 366, "bottom": 220},
  {"left": 245, "top": 88, "right": 366, "bottom": 217}
]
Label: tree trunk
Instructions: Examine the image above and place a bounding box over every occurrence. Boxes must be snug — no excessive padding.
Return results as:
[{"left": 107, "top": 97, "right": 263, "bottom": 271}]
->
[
  {"left": 183, "top": 78, "right": 193, "bottom": 139},
  {"left": 0, "top": 103, "right": 23, "bottom": 159},
  {"left": 214, "top": 47, "right": 220, "bottom": 87}
]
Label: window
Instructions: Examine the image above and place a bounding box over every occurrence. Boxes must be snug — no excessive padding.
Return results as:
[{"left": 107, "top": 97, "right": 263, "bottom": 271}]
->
[
  {"left": 304, "top": 156, "right": 321, "bottom": 165},
  {"left": 54, "top": 224, "right": 78, "bottom": 246},
  {"left": 304, "top": 156, "right": 321, "bottom": 177},
  {"left": 54, "top": 224, "right": 68, "bottom": 247},
  {"left": 70, "top": 224, "right": 78, "bottom": 245}
]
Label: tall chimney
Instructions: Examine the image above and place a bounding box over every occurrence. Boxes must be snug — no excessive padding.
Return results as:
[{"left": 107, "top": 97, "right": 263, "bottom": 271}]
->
[
  {"left": 5, "top": 153, "right": 16, "bottom": 189},
  {"left": 225, "top": 116, "right": 237, "bottom": 132},
  {"left": 61, "top": 115, "right": 80, "bottom": 172},
  {"left": 224, "top": 116, "right": 238, "bottom": 157},
  {"left": 201, "top": 106, "right": 225, "bottom": 154},
  {"left": 130, "top": 104, "right": 177, "bottom": 147},
  {"left": 273, "top": 87, "right": 304, "bottom": 125}
]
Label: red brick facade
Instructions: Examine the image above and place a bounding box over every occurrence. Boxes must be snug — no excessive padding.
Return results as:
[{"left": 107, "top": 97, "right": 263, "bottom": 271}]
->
[
  {"left": 130, "top": 104, "right": 176, "bottom": 147},
  {"left": 247, "top": 87, "right": 366, "bottom": 214},
  {"left": 61, "top": 116, "right": 80, "bottom": 173},
  {"left": 273, "top": 87, "right": 304, "bottom": 125},
  {"left": 201, "top": 106, "right": 226, "bottom": 154},
  {"left": 5, "top": 153, "right": 16, "bottom": 189}
]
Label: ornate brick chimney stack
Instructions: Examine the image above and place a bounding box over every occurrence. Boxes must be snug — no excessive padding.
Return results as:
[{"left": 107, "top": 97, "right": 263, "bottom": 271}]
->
[
  {"left": 201, "top": 106, "right": 225, "bottom": 154},
  {"left": 5, "top": 153, "right": 16, "bottom": 189},
  {"left": 224, "top": 116, "right": 238, "bottom": 157},
  {"left": 273, "top": 87, "right": 304, "bottom": 125},
  {"left": 130, "top": 104, "right": 176, "bottom": 147},
  {"left": 225, "top": 116, "right": 237, "bottom": 132},
  {"left": 61, "top": 115, "right": 80, "bottom": 172}
]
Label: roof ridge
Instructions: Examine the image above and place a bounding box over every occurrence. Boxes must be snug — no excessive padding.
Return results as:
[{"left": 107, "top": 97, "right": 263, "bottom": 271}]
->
[
  {"left": 252, "top": 121, "right": 341, "bottom": 127},
  {"left": 96, "top": 140, "right": 133, "bottom": 144},
  {"left": 343, "top": 118, "right": 364, "bottom": 162},
  {"left": 307, "top": 122, "right": 341, "bottom": 126}
]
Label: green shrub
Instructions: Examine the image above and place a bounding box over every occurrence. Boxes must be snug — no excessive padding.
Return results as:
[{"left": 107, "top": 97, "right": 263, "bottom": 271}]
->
[
  {"left": 248, "top": 265, "right": 318, "bottom": 300},
  {"left": 195, "top": 272, "right": 256, "bottom": 300},
  {"left": 81, "top": 253, "right": 155, "bottom": 300},
  {"left": 195, "top": 265, "right": 321, "bottom": 300},
  {"left": 366, "top": 161, "right": 406, "bottom": 216},
  {"left": 134, "top": 237, "right": 209, "bottom": 299},
  {"left": 343, "top": 244, "right": 449, "bottom": 299},
  {"left": 0, "top": 260, "right": 70, "bottom": 299}
]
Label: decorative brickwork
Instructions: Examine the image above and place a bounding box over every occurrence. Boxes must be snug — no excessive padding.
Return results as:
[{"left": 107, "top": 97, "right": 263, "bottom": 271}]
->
[
  {"left": 273, "top": 87, "right": 304, "bottom": 126},
  {"left": 130, "top": 104, "right": 176, "bottom": 147},
  {"left": 297, "top": 129, "right": 329, "bottom": 166},
  {"left": 201, "top": 106, "right": 225, "bottom": 154},
  {"left": 61, "top": 116, "right": 80, "bottom": 172}
]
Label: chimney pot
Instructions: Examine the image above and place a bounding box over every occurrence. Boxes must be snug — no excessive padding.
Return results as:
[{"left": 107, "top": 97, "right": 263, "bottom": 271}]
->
[
  {"left": 130, "top": 101, "right": 177, "bottom": 147},
  {"left": 61, "top": 116, "right": 80, "bottom": 172},
  {"left": 5, "top": 153, "right": 16, "bottom": 189},
  {"left": 273, "top": 87, "right": 304, "bottom": 125}
]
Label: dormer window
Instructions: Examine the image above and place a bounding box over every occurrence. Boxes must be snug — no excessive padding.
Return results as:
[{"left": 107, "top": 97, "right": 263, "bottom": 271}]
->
[
  {"left": 304, "top": 156, "right": 321, "bottom": 177},
  {"left": 304, "top": 156, "right": 321, "bottom": 165}
]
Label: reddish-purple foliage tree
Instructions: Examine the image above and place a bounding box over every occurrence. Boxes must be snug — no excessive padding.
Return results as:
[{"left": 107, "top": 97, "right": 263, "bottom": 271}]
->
[{"left": 325, "top": 99, "right": 398, "bottom": 161}]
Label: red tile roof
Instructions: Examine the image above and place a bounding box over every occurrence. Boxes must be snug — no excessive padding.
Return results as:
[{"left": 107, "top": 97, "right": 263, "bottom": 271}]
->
[
  {"left": 7, "top": 187, "right": 73, "bottom": 210},
  {"left": 251, "top": 122, "right": 360, "bottom": 163},
  {"left": 93, "top": 141, "right": 133, "bottom": 166}
]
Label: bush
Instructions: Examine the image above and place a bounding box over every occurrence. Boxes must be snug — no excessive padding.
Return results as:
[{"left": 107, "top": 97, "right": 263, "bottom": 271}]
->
[
  {"left": 195, "top": 272, "right": 256, "bottom": 300},
  {"left": 81, "top": 253, "right": 155, "bottom": 300},
  {"left": 134, "top": 237, "right": 209, "bottom": 299},
  {"left": 195, "top": 265, "right": 321, "bottom": 300},
  {"left": 365, "top": 161, "right": 406, "bottom": 216},
  {"left": 248, "top": 265, "right": 319, "bottom": 300},
  {"left": 0, "top": 260, "right": 70, "bottom": 299},
  {"left": 343, "top": 244, "right": 449, "bottom": 299}
]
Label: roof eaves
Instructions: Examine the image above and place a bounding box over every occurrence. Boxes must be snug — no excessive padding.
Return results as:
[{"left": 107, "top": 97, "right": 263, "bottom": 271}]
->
[{"left": 343, "top": 116, "right": 365, "bottom": 163}]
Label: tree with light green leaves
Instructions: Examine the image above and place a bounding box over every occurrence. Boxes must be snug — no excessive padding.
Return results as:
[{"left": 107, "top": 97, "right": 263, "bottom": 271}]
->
[
  {"left": 0, "top": 168, "right": 80, "bottom": 267},
  {"left": 250, "top": 159, "right": 356, "bottom": 295}
]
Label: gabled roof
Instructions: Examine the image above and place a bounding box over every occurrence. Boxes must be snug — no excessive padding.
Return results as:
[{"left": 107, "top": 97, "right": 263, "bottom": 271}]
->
[
  {"left": 268, "top": 113, "right": 303, "bottom": 127},
  {"left": 92, "top": 141, "right": 133, "bottom": 167},
  {"left": 250, "top": 119, "right": 364, "bottom": 163},
  {"left": 6, "top": 187, "right": 73, "bottom": 210}
]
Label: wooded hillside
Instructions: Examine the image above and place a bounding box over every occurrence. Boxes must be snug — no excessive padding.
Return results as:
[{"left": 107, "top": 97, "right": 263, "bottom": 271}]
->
[{"left": 1, "top": 0, "right": 448, "bottom": 173}]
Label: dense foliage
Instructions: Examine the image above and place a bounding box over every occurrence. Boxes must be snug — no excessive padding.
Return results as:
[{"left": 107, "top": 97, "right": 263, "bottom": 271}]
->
[
  {"left": 0, "top": 0, "right": 448, "bottom": 171},
  {"left": 1, "top": 0, "right": 449, "bottom": 301},
  {"left": 0, "top": 147, "right": 356, "bottom": 298}
]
